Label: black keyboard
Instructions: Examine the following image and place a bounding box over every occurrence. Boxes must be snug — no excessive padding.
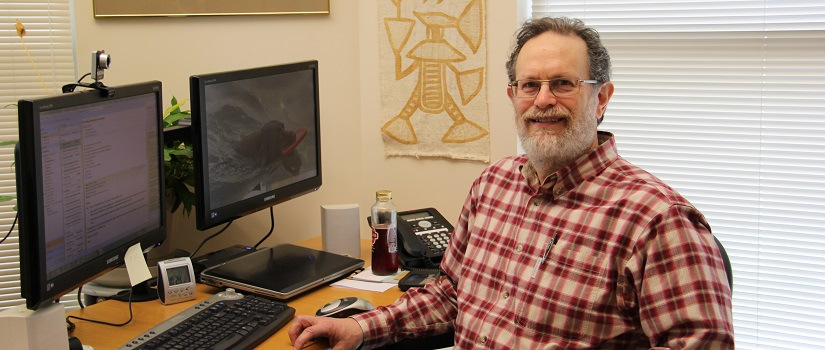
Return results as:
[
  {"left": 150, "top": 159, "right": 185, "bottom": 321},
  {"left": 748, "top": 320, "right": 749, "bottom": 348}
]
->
[{"left": 118, "top": 288, "right": 295, "bottom": 350}]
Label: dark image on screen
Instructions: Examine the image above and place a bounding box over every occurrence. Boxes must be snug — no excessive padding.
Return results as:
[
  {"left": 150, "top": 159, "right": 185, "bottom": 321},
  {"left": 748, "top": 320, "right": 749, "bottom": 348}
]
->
[
  {"left": 191, "top": 60, "right": 322, "bottom": 230},
  {"left": 204, "top": 71, "right": 317, "bottom": 209}
]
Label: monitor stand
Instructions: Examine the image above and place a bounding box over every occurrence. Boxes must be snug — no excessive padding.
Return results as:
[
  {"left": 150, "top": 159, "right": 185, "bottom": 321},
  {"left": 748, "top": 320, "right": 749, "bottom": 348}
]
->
[
  {"left": 110, "top": 280, "right": 159, "bottom": 302},
  {"left": 86, "top": 248, "right": 189, "bottom": 303},
  {"left": 86, "top": 267, "right": 160, "bottom": 303}
]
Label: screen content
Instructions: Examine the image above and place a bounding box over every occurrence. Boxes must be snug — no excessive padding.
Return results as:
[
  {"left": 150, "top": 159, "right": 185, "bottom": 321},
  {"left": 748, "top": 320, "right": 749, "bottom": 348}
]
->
[
  {"left": 203, "top": 70, "right": 319, "bottom": 211},
  {"left": 39, "top": 93, "right": 161, "bottom": 280},
  {"left": 400, "top": 211, "right": 432, "bottom": 222},
  {"left": 166, "top": 266, "right": 191, "bottom": 286}
]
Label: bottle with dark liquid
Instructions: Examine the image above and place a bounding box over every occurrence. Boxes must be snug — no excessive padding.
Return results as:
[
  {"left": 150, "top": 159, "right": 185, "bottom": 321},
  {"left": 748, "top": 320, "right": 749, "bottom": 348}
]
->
[{"left": 370, "top": 190, "right": 399, "bottom": 275}]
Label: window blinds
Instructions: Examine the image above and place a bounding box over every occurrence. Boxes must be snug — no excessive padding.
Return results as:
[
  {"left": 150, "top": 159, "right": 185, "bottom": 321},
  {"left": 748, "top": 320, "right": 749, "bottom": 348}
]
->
[
  {"left": 0, "top": 0, "right": 76, "bottom": 310},
  {"left": 531, "top": 1, "right": 825, "bottom": 349}
]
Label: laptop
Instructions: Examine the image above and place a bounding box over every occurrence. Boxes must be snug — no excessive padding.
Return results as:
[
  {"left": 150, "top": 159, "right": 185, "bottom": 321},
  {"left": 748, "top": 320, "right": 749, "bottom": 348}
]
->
[{"left": 199, "top": 244, "right": 364, "bottom": 300}]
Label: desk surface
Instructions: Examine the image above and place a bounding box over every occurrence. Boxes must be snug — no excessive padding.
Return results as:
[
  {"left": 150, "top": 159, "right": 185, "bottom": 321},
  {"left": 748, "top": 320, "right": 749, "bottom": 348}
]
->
[{"left": 66, "top": 237, "right": 405, "bottom": 349}]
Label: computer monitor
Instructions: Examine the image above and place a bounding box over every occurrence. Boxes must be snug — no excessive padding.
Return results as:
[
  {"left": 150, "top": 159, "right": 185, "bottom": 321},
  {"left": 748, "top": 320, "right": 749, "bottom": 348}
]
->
[
  {"left": 190, "top": 60, "right": 322, "bottom": 231},
  {"left": 15, "top": 81, "right": 166, "bottom": 310}
]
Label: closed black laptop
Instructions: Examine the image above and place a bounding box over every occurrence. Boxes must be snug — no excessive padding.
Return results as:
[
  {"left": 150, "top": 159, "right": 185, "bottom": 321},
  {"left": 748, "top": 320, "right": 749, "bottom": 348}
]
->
[{"left": 199, "top": 244, "right": 364, "bottom": 300}]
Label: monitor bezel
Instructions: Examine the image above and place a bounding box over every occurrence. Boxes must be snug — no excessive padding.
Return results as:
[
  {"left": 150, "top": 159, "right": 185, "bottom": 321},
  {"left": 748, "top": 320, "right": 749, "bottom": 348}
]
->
[
  {"left": 15, "top": 81, "right": 167, "bottom": 310},
  {"left": 190, "top": 60, "right": 322, "bottom": 231}
]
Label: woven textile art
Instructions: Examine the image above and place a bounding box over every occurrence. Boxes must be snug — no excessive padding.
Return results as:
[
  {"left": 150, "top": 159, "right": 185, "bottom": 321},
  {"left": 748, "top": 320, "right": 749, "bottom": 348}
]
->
[{"left": 379, "top": 0, "right": 489, "bottom": 162}]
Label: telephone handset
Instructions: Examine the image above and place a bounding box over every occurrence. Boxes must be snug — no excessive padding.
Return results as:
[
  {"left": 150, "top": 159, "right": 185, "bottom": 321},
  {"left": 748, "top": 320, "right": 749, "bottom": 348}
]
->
[{"left": 367, "top": 207, "right": 454, "bottom": 271}]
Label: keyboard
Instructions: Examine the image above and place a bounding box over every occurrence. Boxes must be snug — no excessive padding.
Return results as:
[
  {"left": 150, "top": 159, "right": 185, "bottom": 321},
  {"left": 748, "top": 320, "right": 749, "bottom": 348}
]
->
[{"left": 118, "top": 288, "right": 295, "bottom": 350}]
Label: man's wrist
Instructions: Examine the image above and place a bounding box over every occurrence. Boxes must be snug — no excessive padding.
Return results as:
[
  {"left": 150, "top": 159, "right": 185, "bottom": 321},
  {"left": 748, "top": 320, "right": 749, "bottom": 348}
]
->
[
  {"left": 346, "top": 317, "right": 365, "bottom": 349},
  {"left": 350, "top": 311, "right": 386, "bottom": 349}
]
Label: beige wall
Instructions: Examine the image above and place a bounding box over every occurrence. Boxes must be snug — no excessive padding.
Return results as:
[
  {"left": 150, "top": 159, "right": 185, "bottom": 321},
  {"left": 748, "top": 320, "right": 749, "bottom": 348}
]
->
[{"left": 73, "top": 1, "right": 518, "bottom": 256}]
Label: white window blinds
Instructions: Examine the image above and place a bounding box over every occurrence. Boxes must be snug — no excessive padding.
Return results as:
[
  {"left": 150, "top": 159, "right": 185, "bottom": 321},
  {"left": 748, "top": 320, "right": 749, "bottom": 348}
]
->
[
  {"left": 0, "top": 0, "right": 75, "bottom": 310},
  {"left": 531, "top": 1, "right": 825, "bottom": 349}
]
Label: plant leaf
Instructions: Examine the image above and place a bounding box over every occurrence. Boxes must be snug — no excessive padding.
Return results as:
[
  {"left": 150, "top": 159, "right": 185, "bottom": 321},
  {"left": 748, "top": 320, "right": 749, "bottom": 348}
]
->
[
  {"left": 164, "top": 111, "right": 189, "bottom": 127},
  {"left": 163, "top": 147, "right": 172, "bottom": 162},
  {"left": 164, "top": 99, "right": 188, "bottom": 116}
]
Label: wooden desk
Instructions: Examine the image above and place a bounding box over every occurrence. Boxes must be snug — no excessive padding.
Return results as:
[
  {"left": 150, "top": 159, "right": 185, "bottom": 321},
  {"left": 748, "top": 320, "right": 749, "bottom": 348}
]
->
[{"left": 66, "top": 237, "right": 405, "bottom": 349}]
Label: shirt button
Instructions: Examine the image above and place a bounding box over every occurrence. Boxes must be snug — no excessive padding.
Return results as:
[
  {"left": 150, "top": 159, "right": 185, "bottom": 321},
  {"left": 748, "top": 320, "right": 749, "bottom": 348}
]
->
[
  {"left": 515, "top": 245, "right": 523, "bottom": 253},
  {"left": 480, "top": 336, "right": 487, "bottom": 344},
  {"left": 502, "top": 291, "right": 509, "bottom": 299},
  {"left": 555, "top": 189, "right": 562, "bottom": 195},
  {"left": 532, "top": 198, "right": 540, "bottom": 206}
]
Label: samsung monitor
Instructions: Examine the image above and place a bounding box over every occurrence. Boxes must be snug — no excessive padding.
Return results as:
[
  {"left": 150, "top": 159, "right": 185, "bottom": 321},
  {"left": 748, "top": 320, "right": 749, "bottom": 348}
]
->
[
  {"left": 190, "top": 60, "right": 321, "bottom": 230},
  {"left": 15, "top": 81, "right": 166, "bottom": 310}
]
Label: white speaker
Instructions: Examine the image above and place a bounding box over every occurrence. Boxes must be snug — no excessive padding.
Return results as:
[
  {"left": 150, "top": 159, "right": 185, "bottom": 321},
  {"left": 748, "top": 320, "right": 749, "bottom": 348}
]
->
[
  {"left": 0, "top": 303, "right": 69, "bottom": 350},
  {"left": 321, "top": 204, "right": 361, "bottom": 258}
]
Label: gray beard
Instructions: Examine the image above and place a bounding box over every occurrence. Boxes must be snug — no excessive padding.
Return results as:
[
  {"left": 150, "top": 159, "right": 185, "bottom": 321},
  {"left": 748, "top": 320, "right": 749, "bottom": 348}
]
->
[{"left": 517, "top": 102, "right": 598, "bottom": 176}]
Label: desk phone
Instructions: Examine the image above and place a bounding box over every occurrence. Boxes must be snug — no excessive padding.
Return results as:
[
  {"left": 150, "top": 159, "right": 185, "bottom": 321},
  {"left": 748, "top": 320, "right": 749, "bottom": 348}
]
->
[{"left": 397, "top": 207, "right": 454, "bottom": 260}]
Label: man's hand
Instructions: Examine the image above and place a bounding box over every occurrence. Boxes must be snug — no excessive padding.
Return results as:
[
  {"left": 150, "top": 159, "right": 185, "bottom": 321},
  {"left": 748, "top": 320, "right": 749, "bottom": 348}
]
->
[{"left": 289, "top": 315, "right": 364, "bottom": 350}]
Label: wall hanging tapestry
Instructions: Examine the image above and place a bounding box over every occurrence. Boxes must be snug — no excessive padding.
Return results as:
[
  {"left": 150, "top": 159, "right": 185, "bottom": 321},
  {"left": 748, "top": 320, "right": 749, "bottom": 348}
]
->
[{"left": 379, "top": 0, "right": 489, "bottom": 162}]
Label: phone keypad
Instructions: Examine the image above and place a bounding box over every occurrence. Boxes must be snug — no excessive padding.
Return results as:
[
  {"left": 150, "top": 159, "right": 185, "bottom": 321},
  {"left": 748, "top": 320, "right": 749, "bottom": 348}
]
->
[
  {"left": 409, "top": 217, "right": 451, "bottom": 256},
  {"left": 421, "top": 231, "right": 450, "bottom": 255}
]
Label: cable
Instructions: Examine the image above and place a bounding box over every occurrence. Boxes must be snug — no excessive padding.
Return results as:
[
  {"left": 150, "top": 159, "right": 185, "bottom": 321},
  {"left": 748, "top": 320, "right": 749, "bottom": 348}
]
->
[
  {"left": 253, "top": 207, "right": 275, "bottom": 249},
  {"left": 76, "top": 72, "right": 91, "bottom": 84},
  {"left": 188, "top": 206, "right": 273, "bottom": 258},
  {"left": 0, "top": 212, "right": 17, "bottom": 244},
  {"left": 189, "top": 220, "right": 233, "bottom": 258},
  {"left": 66, "top": 287, "right": 135, "bottom": 332},
  {"left": 77, "top": 285, "right": 85, "bottom": 309}
]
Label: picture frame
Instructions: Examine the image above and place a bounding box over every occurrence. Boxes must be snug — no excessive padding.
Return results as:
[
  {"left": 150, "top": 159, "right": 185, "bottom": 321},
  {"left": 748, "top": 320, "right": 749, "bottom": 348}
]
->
[{"left": 93, "top": 0, "right": 329, "bottom": 18}]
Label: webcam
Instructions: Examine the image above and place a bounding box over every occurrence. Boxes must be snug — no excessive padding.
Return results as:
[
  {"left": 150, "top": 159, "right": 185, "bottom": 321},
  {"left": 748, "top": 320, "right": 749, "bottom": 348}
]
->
[
  {"left": 62, "top": 49, "right": 115, "bottom": 97},
  {"left": 91, "top": 50, "right": 111, "bottom": 82}
]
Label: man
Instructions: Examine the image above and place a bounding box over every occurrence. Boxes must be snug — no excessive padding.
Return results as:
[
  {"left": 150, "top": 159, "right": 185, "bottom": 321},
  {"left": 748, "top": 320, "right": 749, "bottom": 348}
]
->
[{"left": 290, "top": 17, "right": 734, "bottom": 349}]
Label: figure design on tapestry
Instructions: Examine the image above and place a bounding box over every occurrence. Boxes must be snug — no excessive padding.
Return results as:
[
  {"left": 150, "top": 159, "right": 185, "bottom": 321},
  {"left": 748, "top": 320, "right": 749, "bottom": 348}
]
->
[{"left": 382, "top": 0, "right": 487, "bottom": 145}]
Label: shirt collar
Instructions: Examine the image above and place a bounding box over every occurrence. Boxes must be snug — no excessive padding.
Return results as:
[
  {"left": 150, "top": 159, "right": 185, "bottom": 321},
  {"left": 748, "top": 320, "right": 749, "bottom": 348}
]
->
[{"left": 519, "top": 131, "right": 618, "bottom": 196}]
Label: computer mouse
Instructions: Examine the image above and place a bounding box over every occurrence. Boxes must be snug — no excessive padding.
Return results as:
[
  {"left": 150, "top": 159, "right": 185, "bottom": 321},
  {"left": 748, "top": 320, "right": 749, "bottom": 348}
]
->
[{"left": 316, "top": 297, "right": 374, "bottom": 318}]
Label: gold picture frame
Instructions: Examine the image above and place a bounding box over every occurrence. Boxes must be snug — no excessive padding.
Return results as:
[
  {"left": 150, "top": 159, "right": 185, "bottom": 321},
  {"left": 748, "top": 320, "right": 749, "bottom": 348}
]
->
[{"left": 93, "top": 0, "right": 329, "bottom": 18}]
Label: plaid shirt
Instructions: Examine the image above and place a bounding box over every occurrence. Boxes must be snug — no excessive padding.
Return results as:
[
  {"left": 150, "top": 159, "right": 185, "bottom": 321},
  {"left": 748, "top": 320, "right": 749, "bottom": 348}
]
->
[{"left": 353, "top": 132, "right": 734, "bottom": 349}]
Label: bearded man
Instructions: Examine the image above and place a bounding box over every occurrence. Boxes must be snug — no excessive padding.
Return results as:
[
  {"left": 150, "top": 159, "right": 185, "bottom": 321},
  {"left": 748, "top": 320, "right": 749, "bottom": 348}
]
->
[{"left": 289, "top": 17, "right": 734, "bottom": 350}]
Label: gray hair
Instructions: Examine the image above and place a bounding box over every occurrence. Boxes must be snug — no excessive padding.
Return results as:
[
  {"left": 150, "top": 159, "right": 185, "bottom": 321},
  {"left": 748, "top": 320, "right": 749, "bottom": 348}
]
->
[{"left": 506, "top": 17, "right": 611, "bottom": 84}]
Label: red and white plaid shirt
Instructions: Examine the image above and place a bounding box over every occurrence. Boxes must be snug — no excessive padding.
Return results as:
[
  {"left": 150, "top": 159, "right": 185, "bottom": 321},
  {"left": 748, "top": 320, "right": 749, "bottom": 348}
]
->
[{"left": 353, "top": 132, "right": 734, "bottom": 349}]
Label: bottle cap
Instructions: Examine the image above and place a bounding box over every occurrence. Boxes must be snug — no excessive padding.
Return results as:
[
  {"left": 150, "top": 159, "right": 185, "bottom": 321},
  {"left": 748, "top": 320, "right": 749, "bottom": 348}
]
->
[{"left": 376, "top": 190, "right": 392, "bottom": 200}]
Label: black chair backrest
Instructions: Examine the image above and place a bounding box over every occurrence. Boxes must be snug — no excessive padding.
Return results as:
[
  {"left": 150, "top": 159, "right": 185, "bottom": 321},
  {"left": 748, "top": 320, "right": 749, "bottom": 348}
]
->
[{"left": 713, "top": 235, "right": 733, "bottom": 292}]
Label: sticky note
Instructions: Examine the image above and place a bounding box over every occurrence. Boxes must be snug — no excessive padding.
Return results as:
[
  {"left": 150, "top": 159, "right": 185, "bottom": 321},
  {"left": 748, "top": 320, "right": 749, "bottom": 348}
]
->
[{"left": 124, "top": 243, "right": 153, "bottom": 287}]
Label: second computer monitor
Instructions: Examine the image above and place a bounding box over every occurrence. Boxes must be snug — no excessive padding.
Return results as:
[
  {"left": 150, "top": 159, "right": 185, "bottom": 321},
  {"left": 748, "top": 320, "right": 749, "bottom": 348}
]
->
[{"left": 190, "top": 60, "right": 322, "bottom": 230}]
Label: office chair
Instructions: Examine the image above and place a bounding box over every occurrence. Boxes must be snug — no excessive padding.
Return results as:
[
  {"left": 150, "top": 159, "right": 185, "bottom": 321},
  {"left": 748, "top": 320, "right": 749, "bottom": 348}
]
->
[
  {"left": 381, "top": 332, "right": 454, "bottom": 350},
  {"left": 713, "top": 235, "right": 734, "bottom": 292},
  {"left": 383, "top": 236, "right": 734, "bottom": 350}
]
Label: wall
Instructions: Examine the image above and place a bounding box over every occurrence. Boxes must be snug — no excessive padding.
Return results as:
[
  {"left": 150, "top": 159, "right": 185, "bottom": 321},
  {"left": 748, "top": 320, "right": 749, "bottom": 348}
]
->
[{"left": 73, "top": 1, "right": 517, "bottom": 256}]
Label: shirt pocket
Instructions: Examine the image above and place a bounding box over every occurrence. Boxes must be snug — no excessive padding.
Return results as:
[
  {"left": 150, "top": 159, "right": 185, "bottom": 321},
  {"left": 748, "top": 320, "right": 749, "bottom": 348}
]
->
[{"left": 517, "top": 245, "right": 612, "bottom": 340}]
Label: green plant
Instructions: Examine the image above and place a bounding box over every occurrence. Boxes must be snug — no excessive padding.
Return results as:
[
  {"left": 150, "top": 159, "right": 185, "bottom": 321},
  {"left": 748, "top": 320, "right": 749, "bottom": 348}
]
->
[{"left": 163, "top": 97, "right": 195, "bottom": 215}]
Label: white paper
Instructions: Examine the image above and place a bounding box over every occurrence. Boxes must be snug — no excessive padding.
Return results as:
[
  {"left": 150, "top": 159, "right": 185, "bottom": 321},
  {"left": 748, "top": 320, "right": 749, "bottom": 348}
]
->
[
  {"left": 330, "top": 279, "right": 397, "bottom": 292},
  {"left": 351, "top": 267, "right": 403, "bottom": 283},
  {"left": 124, "top": 243, "right": 152, "bottom": 287}
]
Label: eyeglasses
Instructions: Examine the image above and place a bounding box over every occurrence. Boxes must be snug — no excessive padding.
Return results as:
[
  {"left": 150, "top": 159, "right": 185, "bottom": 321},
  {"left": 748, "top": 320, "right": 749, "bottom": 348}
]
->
[{"left": 508, "top": 78, "right": 600, "bottom": 98}]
